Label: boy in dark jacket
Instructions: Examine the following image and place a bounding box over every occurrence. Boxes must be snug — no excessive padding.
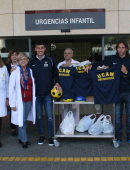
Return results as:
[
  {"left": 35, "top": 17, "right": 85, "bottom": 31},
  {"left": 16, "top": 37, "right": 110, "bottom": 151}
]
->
[{"left": 30, "top": 41, "right": 62, "bottom": 146}]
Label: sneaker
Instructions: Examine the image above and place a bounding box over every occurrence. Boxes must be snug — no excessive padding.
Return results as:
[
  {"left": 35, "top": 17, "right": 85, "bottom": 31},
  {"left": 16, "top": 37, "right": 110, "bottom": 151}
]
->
[
  {"left": 38, "top": 136, "right": 46, "bottom": 145},
  {"left": 117, "top": 139, "right": 122, "bottom": 143},
  {"left": 49, "top": 137, "right": 54, "bottom": 146},
  {"left": 126, "top": 139, "right": 130, "bottom": 143}
]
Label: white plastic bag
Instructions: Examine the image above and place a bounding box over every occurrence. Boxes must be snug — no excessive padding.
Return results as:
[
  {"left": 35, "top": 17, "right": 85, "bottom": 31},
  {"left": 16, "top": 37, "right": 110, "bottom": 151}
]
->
[
  {"left": 59, "top": 111, "right": 75, "bottom": 135},
  {"left": 76, "top": 114, "right": 96, "bottom": 132},
  {"left": 88, "top": 114, "right": 104, "bottom": 135},
  {"left": 70, "top": 60, "right": 91, "bottom": 67},
  {"left": 103, "top": 115, "right": 114, "bottom": 133}
]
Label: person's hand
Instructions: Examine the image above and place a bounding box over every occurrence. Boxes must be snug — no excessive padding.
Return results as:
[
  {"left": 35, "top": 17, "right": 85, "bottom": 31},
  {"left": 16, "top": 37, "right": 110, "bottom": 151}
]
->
[
  {"left": 6, "top": 98, "right": 9, "bottom": 107},
  {"left": 84, "top": 65, "right": 92, "bottom": 73},
  {"left": 11, "top": 107, "right": 16, "bottom": 111},
  {"left": 121, "top": 65, "right": 128, "bottom": 74},
  {"left": 10, "top": 68, "right": 16, "bottom": 74},
  {"left": 53, "top": 83, "right": 62, "bottom": 93}
]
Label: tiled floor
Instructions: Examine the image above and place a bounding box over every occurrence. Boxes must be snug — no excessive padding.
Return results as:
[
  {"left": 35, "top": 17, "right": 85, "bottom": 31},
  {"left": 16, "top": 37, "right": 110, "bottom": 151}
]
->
[{"left": 0, "top": 115, "right": 130, "bottom": 170}]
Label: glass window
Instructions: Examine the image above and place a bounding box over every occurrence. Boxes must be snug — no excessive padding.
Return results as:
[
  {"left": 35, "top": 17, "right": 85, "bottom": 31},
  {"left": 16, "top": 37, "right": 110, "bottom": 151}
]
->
[
  {"left": 50, "top": 42, "right": 98, "bottom": 64},
  {"left": 30, "top": 36, "right": 102, "bottom": 64},
  {"left": 0, "top": 38, "right": 29, "bottom": 62},
  {"left": 104, "top": 36, "right": 130, "bottom": 58},
  {"left": 91, "top": 42, "right": 102, "bottom": 62}
]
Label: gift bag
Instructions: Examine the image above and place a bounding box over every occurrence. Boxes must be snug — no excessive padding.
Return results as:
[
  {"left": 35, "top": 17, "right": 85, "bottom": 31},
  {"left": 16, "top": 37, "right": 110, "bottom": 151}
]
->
[
  {"left": 59, "top": 111, "right": 75, "bottom": 135},
  {"left": 76, "top": 114, "right": 96, "bottom": 132},
  {"left": 88, "top": 114, "right": 104, "bottom": 135},
  {"left": 103, "top": 115, "right": 114, "bottom": 133}
]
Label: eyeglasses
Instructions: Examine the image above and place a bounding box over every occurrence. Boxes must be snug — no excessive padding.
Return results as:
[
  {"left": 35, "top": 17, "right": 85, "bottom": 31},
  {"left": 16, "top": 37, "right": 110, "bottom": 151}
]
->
[
  {"left": 19, "top": 58, "right": 27, "bottom": 61},
  {"left": 64, "top": 53, "right": 72, "bottom": 55}
]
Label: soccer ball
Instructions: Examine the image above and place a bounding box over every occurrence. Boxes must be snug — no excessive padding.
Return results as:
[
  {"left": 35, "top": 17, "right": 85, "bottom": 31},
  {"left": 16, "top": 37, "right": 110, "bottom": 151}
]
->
[{"left": 51, "top": 88, "right": 62, "bottom": 98}]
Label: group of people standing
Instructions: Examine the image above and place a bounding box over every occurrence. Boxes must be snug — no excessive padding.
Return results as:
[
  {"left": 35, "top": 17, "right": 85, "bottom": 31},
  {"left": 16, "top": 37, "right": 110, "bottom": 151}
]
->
[
  {"left": 0, "top": 41, "right": 62, "bottom": 149},
  {"left": 0, "top": 39, "right": 130, "bottom": 149}
]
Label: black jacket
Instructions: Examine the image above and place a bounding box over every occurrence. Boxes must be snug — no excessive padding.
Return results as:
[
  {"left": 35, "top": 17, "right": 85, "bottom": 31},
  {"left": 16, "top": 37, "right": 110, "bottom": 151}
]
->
[{"left": 29, "top": 55, "right": 59, "bottom": 95}]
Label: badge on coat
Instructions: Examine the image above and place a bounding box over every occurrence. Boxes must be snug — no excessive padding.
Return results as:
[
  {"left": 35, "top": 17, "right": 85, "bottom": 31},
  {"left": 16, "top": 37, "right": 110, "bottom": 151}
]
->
[
  {"left": 1, "top": 74, "right": 5, "bottom": 81},
  {"left": 44, "top": 62, "right": 48, "bottom": 67}
]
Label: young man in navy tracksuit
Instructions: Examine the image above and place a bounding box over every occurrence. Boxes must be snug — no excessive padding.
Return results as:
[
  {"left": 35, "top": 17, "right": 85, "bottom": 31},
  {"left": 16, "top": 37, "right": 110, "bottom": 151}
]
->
[
  {"left": 85, "top": 40, "right": 130, "bottom": 143},
  {"left": 29, "top": 41, "right": 62, "bottom": 146}
]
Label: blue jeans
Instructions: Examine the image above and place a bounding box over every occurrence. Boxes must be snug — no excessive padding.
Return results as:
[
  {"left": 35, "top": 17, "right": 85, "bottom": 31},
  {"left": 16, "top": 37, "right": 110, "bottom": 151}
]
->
[
  {"left": 18, "top": 101, "right": 32, "bottom": 142},
  {"left": 36, "top": 94, "right": 53, "bottom": 137},
  {"left": 115, "top": 92, "right": 130, "bottom": 140}
]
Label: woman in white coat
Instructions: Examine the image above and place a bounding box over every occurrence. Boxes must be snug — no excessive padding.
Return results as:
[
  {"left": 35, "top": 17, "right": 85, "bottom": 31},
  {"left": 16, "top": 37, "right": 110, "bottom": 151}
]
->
[
  {"left": 0, "top": 56, "right": 9, "bottom": 148},
  {"left": 9, "top": 52, "right": 36, "bottom": 149}
]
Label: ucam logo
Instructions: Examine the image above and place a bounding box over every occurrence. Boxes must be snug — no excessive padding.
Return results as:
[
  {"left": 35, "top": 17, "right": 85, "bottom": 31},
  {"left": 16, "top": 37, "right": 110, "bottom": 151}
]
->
[
  {"left": 97, "top": 72, "right": 114, "bottom": 81},
  {"left": 59, "top": 68, "right": 70, "bottom": 73},
  {"left": 76, "top": 65, "right": 88, "bottom": 70},
  {"left": 76, "top": 65, "right": 88, "bottom": 73},
  {"left": 59, "top": 68, "right": 70, "bottom": 76}
]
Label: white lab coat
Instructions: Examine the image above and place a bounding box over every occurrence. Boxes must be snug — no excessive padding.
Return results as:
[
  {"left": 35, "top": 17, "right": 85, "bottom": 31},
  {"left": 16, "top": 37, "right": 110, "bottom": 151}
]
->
[
  {"left": 0, "top": 65, "right": 9, "bottom": 117},
  {"left": 9, "top": 67, "right": 36, "bottom": 127}
]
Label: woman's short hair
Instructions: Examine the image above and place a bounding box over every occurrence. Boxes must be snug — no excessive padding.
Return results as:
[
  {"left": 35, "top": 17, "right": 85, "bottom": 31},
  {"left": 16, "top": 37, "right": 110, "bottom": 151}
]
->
[
  {"left": 6, "top": 49, "right": 19, "bottom": 64},
  {"left": 18, "top": 52, "right": 28, "bottom": 61}
]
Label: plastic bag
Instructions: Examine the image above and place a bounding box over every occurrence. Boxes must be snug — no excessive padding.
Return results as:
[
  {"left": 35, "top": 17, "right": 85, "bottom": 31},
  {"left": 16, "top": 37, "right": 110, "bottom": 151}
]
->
[
  {"left": 59, "top": 111, "right": 75, "bottom": 135},
  {"left": 88, "top": 114, "right": 104, "bottom": 135},
  {"left": 70, "top": 60, "right": 91, "bottom": 67},
  {"left": 76, "top": 114, "right": 96, "bottom": 132},
  {"left": 103, "top": 115, "right": 114, "bottom": 133}
]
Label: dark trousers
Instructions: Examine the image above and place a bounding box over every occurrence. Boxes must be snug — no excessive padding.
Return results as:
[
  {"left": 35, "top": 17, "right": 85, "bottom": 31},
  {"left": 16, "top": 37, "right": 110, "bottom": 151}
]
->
[{"left": 115, "top": 92, "right": 130, "bottom": 140}]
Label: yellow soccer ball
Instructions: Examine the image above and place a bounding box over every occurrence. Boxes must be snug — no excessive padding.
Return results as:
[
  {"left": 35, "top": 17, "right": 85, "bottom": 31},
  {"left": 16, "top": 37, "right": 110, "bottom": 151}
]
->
[{"left": 51, "top": 88, "right": 62, "bottom": 98}]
